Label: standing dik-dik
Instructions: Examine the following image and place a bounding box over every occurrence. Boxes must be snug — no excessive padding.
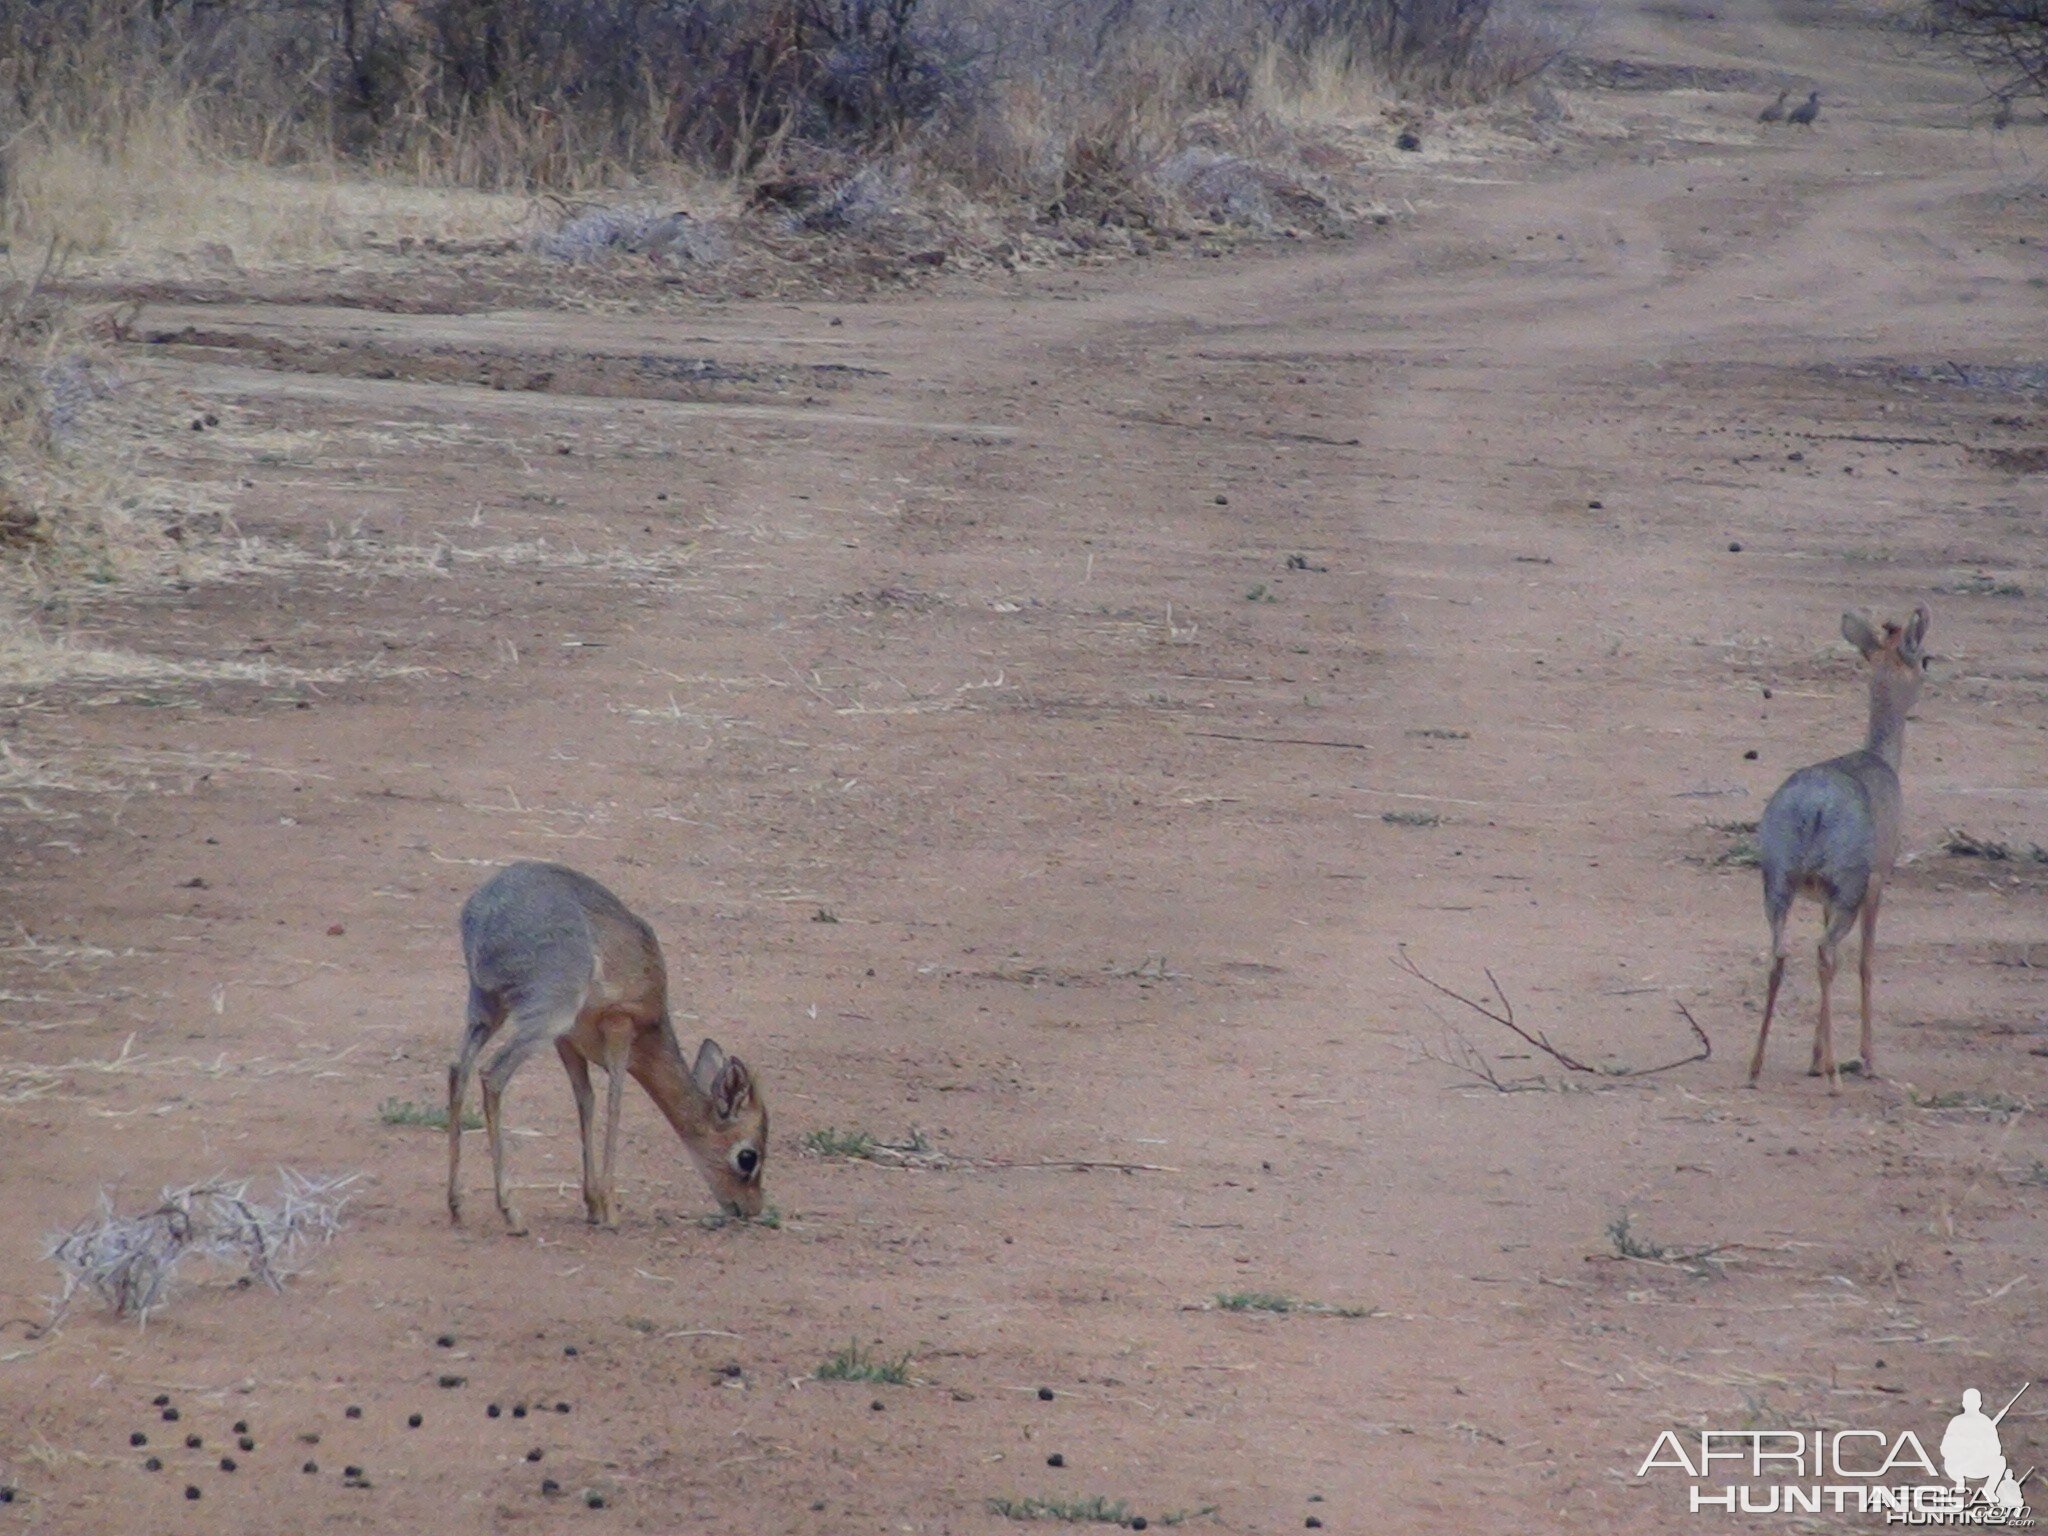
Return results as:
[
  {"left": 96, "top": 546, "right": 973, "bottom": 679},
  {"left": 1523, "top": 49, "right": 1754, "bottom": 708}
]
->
[
  {"left": 449, "top": 861, "right": 767, "bottom": 1232},
  {"left": 1750, "top": 605, "right": 1930, "bottom": 1090}
]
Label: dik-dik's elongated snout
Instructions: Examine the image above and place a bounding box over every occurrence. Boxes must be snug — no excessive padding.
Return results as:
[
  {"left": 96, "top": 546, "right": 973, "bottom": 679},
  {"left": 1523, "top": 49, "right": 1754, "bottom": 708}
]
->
[{"left": 690, "top": 1038, "right": 768, "bottom": 1219}]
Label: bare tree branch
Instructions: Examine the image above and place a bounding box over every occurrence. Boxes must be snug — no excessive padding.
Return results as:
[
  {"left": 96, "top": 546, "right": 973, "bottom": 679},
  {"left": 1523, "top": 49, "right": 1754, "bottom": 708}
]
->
[{"left": 1394, "top": 946, "right": 1711, "bottom": 1078}]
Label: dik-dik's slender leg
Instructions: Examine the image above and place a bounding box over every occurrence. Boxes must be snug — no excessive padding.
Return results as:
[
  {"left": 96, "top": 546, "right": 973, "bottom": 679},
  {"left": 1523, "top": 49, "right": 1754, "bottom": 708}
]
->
[
  {"left": 1750, "top": 901, "right": 1792, "bottom": 1087},
  {"left": 1858, "top": 886, "right": 1883, "bottom": 1076},
  {"left": 1812, "top": 900, "right": 1860, "bottom": 1094},
  {"left": 479, "top": 1011, "right": 566, "bottom": 1235},
  {"left": 594, "top": 1021, "right": 634, "bottom": 1229},
  {"left": 447, "top": 986, "right": 503, "bottom": 1225},
  {"left": 557, "top": 1038, "right": 600, "bottom": 1224}
]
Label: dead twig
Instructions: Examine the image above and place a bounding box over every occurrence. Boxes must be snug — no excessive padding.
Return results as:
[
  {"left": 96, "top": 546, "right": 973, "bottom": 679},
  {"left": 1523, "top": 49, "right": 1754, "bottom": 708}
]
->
[
  {"left": 1418, "top": 1029, "right": 1549, "bottom": 1093},
  {"left": 1395, "top": 946, "right": 1710, "bottom": 1078}
]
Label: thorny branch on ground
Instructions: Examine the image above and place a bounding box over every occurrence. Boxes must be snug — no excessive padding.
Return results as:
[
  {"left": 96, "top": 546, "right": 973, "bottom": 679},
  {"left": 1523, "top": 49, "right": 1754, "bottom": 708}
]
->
[
  {"left": 1395, "top": 945, "right": 1711, "bottom": 1086},
  {"left": 43, "top": 1168, "right": 359, "bottom": 1328}
]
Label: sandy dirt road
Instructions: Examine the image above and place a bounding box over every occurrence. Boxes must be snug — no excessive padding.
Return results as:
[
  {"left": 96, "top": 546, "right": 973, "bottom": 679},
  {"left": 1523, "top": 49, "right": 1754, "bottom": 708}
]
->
[{"left": 3, "top": 0, "right": 2044, "bottom": 1530}]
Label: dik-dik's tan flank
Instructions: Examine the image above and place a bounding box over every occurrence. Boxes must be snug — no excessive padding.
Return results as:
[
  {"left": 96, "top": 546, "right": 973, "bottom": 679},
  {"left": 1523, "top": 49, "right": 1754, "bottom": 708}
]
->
[
  {"left": 449, "top": 861, "right": 767, "bottom": 1232},
  {"left": 1750, "top": 605, "right": 1931, "bottom": 1090}
]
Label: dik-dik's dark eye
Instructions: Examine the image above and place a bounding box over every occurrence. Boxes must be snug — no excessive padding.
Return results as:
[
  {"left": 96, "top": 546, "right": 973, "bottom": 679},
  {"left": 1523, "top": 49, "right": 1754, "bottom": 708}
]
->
[{"left": 733, "top": 1146, "right": 760, "bottom": 1178}]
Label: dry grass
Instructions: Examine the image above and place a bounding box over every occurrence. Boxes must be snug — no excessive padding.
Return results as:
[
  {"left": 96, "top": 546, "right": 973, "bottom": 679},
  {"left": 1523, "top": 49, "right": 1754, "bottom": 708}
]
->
[{"left": 4, "top": 99, "right": 533, "bottom": 271}]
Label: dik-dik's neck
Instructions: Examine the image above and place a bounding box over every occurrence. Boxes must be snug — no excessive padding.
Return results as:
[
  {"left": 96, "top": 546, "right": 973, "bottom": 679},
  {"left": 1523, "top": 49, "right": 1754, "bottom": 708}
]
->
[
  {"left": 1866, "top": 687, "right": 1908, "bottom": 772},
  {"left": 630, "top": 1029, "right": 714, "bottom": 1143}
]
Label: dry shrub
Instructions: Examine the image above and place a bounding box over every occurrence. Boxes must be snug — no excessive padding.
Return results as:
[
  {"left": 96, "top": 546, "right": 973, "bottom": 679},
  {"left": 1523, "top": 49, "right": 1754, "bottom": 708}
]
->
[
  {"left": 45, "top": 1170, "right": 358, "bottom": 1325},
  {"left": 0, "top": 251, "right": 117, "bottom": 565}
]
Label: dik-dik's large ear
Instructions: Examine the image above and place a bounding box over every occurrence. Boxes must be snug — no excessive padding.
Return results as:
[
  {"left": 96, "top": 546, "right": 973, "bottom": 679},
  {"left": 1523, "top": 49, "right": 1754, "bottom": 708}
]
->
[
  {"left": 710, "top": 1056, "right": 757, "bottom": 1121},
  {"left": 1900, "top": 604, "right": 1931, "bottom": 660},
  {"left": 1841, "top": 611, "right": 1884, "bottom": 658},
  {"left": 692, "top": 1037, "right": 727, "bottom": 1095}
]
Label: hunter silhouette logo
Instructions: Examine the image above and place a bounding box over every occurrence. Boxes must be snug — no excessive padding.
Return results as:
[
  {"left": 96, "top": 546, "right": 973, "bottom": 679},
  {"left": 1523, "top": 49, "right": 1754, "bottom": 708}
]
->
[
  {"left": 1943, "top": 1388, "right": 2031, "bottom": 1513},
  {"left": 1636, "top": 1382, "right": 2035, "bottom": 1522}
]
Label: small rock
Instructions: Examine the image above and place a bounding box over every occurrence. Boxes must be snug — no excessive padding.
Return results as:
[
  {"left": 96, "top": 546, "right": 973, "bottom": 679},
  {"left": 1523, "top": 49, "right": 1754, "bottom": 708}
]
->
[
  {"left": 542, "top": 1478, "right": 562, "bottom": 1495},
  {"left": 1396, "top": 129, "right": 1422, "bottom": 151},
  {"left": 436, "top": 1334, "right": 455, "bottom": 1349},
  {"left": 238, "top": 1436, "right": 255, "bottom": 1452},
  {"left": 130, "top": 1432, "right": 148, "bottom": 1447},
  {"left": 144, "top": 1458, "right": 162, "bottom": 1472},
  {"left": 438, "top": 1374, "right": 467, "bottom": 1389},
  {"left": 1728, "top": 540, "right": 1743, "bottom": 552},
  {"left": 343, "top": 1465, "right": 364, "bottom": 1479},
  {"left": 585, "top": 1490, "right": 607, "bottom": 1509},
  {"left": 1307, "top": 1520, "right": 1324, "bottom": 1529},
  {"left": 186, "top": 1435, "right": 202, "bottom": 1450},
  {"left": 555, "top": 1402, "right": 571, "bottom": 1414},
  {"left": 162, "top": 1407, "right": 181, "bottom": 1422},
  {"left": 527, "top": 1448, "right": 543, "bottom": 1462},
  {"left": 564, "top": 1345, "right": 579, "bottom": 1357},
  {"left": 1038, "top": 1387, "right": 1056, "bottom": 1401},
  {"left": 232, "top": 1421, "right": 247, "bottom": 1435},
  {"left": 871, "top": 1400, "right": 885, "bottom": 1412},
  {"left": 300, "top": 1432, "right": 320, "bottom": 1445},
  {"left": 1131, "top": 1520, "right": 1148, "bottom": 1532},
  {"left": 1787, "top": 451, "right": 1804, "bottom": 462},
  {"left": 1047, "top": 1453, "right": 1065, "bottom": 1468},
  {"left": 407, "top": 1413, "right": 423, "bottom": 1428},
  {"left": 185, "top": 1486, "right": 202, "bottom": 1500},
  {"left": 1744, "top": 749, "right": 1759, "bottom": 760},
  {"left": 1587, "top": 499, "right": 1603, "bottom": 510},
  {"left": 487, "top": 1404, "right": 502, "bottom": 1418},
  {"left": 513, "top": 1405, "right": 528, "bottom": 1418},
  {"left": 302, "top": 1461, "right": 319, "bottom": 1475},
  {"left": 326, "top": 923, "right": 346, "bottom": 936},
  {"left": 345, "top": 1406, "right": 362, "bottom": 1420},
  {"left": 153, "top": 1394, "right": 171, "bottom": 1408},
  {"left": 220, "top": 1457, "right": 238, "bottom": 1473}
]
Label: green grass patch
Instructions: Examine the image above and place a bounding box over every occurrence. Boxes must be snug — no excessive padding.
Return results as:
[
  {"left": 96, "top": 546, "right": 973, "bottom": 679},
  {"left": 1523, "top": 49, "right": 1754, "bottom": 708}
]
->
[
  {"left": 816, "top": 1339, "right": 912, "bottom": 1385},
  {"left": 1715, "top": 838, "right": 1761, "bottom": 868},
  {"left": 802, "top": 1126, "right": 878, "bottom": 1159},
  {"left": 987, "top": 1495, "right": 1134, "bottom": 1524},
  {"left": 1910, "top": 1088, "right": 2026, "bottom": 1113},
  {"left": 1213, "top": 1290, "right": 1377, "bottom": 1318},
  {"left": 1938, "top": 573, "right": 2026, "bottom": 598},
  {"left": 1944, "top": 830, "right": 2048, "bottom": 864},
  {"left": 378, "top": 1097, "right": 480, "bottom": 1132}
]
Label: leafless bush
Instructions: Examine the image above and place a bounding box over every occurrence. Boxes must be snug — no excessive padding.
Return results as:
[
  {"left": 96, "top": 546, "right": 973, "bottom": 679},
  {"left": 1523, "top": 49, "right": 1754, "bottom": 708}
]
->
[
  {"left": 1921, "top": 0, "right": 2048, "bottom": 96},
  {"left": 0, "top": 247, "right": 122, "bottom": 553},
  {"left": 533, "top": 202, "right": 734, "bottom": 263},
  {"left": 44, "top": 1169, "right": 358, "bottom": 1326},
  {"left": 0, "top": 0, "right": 1543, "bottom": 207}
]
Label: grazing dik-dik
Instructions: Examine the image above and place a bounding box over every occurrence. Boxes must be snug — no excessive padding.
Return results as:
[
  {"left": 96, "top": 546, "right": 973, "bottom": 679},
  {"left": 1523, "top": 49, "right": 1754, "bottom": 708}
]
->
[
  {"left": 1750, "top": 605, "right": 1931, "bottom": 1090},
  {"left": 449, "top": 861, "right": 767, "bottom": 1232}
]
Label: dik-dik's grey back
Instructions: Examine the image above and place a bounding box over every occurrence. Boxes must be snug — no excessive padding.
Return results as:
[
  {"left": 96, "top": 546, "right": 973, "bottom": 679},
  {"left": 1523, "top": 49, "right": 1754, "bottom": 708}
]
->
[{"left": 461, "top": 861, "right": 649, "bottom": 1016}]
